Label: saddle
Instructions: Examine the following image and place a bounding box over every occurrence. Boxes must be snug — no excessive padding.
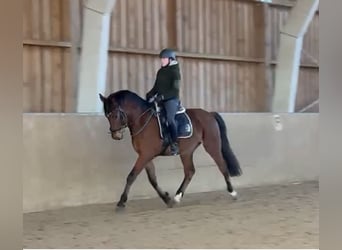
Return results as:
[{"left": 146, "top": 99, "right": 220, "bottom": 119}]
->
[{"left": 151, "top": 97, "right": 193, "bottom": 147}]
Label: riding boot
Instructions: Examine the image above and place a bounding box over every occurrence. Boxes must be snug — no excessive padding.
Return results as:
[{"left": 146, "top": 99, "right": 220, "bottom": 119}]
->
[
  {"left": 168, "top": 123, "right": 179, "bottom": 155},
  {"left": 170, "top": 142, "right": 179, "bottom": 155}
]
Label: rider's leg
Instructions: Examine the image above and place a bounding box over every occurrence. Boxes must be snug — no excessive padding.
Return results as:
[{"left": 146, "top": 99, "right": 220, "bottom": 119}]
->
[{"left": 163, "top": 99, "right": 179, "bottom": 155}]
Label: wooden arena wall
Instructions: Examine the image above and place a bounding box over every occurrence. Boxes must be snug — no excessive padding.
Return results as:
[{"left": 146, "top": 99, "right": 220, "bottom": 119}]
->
[{"left": 23, "top": 0, "right": 319, "bottom": 113}]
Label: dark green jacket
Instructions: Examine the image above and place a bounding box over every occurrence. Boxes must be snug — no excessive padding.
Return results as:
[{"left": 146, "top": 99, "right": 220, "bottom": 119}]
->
[{"left": 147, "top": 62, "right": 181, "bottom": 101}]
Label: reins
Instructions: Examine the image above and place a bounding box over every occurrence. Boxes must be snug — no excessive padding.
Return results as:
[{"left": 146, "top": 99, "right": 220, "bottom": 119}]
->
[
  {"left": 130, "top": 109, "right": 155, "bottom": 137},
  {"left": 108, "top": 106, "right": 155, "bottom": 137}
]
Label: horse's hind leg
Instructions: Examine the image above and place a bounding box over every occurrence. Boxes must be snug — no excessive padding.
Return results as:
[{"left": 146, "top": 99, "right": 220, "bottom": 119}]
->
[
  {"left": 173, "top": 153, "right": 196, "bottom": 204},
  {"left": 203, "top": 137, "right": 238, "bottom": 200},
  {"left": 145, "top": 161, "right": 172, "bottom": 206}
]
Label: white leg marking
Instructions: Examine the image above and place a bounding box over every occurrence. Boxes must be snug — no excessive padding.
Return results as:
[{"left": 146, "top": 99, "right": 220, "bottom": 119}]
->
[
  {"left": 174, "top": 192, "right": 183, "bottom": 203},
  {"left": 230, "top": 190, "right": 237, "bottom": 198}
]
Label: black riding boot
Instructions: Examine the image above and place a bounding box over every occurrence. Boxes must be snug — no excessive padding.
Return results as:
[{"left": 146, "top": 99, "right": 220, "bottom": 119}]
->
[
  {"left": 168, "top": 122, "right": 179, "bottom": 155},
  {"left": 170, "top": 142, "right": 179, "bottom": 155}
]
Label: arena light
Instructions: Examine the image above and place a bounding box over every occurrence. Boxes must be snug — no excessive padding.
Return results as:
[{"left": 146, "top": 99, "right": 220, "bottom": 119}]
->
[{"left": 255, "top": 0, "right": 297, "bottom": 7}]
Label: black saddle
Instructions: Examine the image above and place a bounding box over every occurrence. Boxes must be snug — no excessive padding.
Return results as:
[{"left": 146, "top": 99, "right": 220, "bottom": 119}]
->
[{"left": 151, "top": 99, "right": 193, "bottom": 147}]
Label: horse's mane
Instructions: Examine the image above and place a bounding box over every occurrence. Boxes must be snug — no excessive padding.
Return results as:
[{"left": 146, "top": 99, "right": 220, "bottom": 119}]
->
[{"left": 107, "top": 90, "right": 149, "bottom": 110}]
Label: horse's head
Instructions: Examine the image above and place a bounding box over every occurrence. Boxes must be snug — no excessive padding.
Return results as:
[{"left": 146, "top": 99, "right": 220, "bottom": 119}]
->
[{"left": 99, "top": 93, "right": 128, "bottom": 140}]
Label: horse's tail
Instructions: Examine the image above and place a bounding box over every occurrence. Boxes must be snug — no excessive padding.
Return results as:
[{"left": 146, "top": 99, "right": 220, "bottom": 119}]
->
[{"left": 212, "top": 112, "right": 242, "bottom": 177}]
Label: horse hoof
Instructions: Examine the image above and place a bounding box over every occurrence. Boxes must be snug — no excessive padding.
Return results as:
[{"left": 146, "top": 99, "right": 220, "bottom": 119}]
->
[
  {"left": 229, "top": 190, "right": 238, "bottom": 200},
  {"left": 174, "top": 192, "right": 183, "bottom": 203},
  {"left": 116, "top": 202, "right": 126, "bottom": 208},
  {"left": 163, "top": 192, "right": 172, "bottom": 205}
]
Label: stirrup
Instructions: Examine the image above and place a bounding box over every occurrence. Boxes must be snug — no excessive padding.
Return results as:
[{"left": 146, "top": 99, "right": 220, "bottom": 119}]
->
[{"left": 170, "top": 142, "right": 179, "bottom": 155}]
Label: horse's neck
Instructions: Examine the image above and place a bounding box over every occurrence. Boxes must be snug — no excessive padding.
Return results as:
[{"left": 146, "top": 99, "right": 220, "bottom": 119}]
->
[{"left": 125, "top": 105, "right": 149, "bottom": 124}]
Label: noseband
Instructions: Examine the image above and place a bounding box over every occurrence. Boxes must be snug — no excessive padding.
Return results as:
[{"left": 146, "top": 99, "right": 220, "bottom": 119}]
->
[{"left": 106, "top": 106, "right": 128, "bottom": 133}]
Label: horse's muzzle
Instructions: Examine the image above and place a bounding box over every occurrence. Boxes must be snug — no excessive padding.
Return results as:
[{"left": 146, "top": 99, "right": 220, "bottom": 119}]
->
[{"left": 109, "top": 128, "right": 124, "bottom": 140}]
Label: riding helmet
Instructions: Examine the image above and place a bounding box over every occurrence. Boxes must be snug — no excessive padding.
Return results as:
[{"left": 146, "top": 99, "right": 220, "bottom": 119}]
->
[{"left": 159, "top": 48, "right": 176, "bottom": 60}]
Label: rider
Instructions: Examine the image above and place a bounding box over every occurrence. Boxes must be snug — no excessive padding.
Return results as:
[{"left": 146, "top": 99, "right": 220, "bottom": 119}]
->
[{"left": 146, "top": 48, "right": 181, "bottom": 155}]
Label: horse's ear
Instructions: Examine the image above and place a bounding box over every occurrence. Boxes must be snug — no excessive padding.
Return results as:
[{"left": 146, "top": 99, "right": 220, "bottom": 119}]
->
[{"left": 99, "top": 93, "right": 106, "bottom": 103}]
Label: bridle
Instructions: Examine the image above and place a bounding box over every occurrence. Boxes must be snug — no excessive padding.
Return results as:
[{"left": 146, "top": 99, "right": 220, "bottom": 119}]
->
[
  {"left": 106, "top": 106, "right": 128, "bottom": 133},
  {"left": 107, "top": 106, "right": 154, "bottom": 137}
]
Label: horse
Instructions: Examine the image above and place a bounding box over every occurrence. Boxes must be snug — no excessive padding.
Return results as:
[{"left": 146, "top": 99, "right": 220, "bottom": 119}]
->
[{"left": 99, "top": 90, "right": 242, "bottom": 209}]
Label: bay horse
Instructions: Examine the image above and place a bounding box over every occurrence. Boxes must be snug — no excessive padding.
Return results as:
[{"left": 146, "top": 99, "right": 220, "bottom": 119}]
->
[{"left": 99, "top": 90, "right": 242, "bottom": 209}]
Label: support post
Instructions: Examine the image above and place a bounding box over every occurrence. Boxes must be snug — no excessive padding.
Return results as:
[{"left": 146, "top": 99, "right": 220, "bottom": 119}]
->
[
  {"left": 272, "top": 0, "right": 319, "bottom": 112},
  {"left": 263, "top": 3, "right": 273, "bottom": 111},
  {"left": 69, "top": 0, "right": 81, "bottom": 112},
  {"left": 76, "top": 0, "right": 116, "bottom": 113}
]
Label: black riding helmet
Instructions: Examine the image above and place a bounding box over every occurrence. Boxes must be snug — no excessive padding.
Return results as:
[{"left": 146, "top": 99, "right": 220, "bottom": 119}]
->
[{"left": 159, "top": 48, "right": 176, "bottom": 60}]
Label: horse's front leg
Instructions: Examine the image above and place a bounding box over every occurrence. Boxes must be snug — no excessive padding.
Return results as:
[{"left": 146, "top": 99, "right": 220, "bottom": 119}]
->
[{"left": 116, "top": 155, "right": 151, "bottom": 208}]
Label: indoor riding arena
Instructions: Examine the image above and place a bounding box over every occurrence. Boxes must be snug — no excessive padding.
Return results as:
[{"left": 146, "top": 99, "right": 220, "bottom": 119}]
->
[{"left": 23, "top": 0, "right": 319, "bottom": 249}]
